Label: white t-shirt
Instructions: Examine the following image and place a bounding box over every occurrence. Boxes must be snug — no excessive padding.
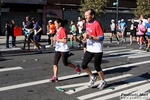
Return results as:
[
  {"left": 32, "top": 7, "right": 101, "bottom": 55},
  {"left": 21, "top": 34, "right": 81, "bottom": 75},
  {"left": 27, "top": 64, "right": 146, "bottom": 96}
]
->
[
  {"left": 110, "top": 23, "right": 115, "bottom": 31},
  {"left": 77, "top": 21, "right": 83, "bottom": 34}
]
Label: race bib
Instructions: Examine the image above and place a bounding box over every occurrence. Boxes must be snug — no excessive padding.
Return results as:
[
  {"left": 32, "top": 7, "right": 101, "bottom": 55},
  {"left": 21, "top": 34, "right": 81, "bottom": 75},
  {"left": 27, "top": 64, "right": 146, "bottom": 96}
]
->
[
  {"left": 87, "top": 39, "right": 93, "bottom": 46},
  {"left": 55, "top": 42, "right": 61, "bottom": 49},
  {"left": 147, "top": 28, "right": 150, "bottom": 32}
]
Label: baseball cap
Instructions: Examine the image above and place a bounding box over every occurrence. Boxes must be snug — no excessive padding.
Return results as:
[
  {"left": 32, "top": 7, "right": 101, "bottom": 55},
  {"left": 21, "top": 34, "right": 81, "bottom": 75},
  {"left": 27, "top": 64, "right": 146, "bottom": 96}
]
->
[
  {"left": 111, "top": 19, "right": 115, "bottom": 22},
  {"left": 121, "top": 19, "right": 124, "bottom": 22},
  {"left": 48, "top": 20, "right": 53, "bottom": 23}
]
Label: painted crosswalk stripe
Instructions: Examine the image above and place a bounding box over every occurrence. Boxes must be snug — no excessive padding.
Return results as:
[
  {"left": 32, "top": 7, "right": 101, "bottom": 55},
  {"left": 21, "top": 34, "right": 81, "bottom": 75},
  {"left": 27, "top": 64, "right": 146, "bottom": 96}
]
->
[
  {"left": 128, "top": 52, "right": 150, "bottom": 58},
  {"left": 103, "top": 49, "right": 147, "bottom": 59},
  {"left": 103, "top": 47, "right": 126, "bottom": 51},
  {"left": 109, "top": 50, "right": 146, "bottom": 55},
  {"left": 0, "top": 66, "right": 23, "bottom": 72},
  {"left": 104, "top": 49, "right": 132, "bottom": 54},
  {"left": 0, "top": 60, "right": 150, "bottom": 92},
  {"left": 77, "top": 77, "right": 149, "bottom": 100},
  {"left": 61, "top": 74, "right": 132, "bottom": 94}
]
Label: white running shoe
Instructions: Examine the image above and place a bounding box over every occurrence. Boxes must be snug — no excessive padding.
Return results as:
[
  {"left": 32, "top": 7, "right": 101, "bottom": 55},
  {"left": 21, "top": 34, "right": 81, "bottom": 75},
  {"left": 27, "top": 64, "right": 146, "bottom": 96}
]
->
[
  {"left": 87, "top": 76, "right": 97, "bottom": 87},
  {"left": 97, "top": 80, "right": 107, "bottom": 90}
]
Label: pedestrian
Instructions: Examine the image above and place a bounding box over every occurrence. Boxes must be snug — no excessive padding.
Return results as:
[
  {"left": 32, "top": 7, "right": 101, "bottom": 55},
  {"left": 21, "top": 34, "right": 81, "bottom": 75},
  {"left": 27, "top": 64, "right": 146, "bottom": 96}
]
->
[
  {"left": 81, "top": 9, "right": 107, "bottom": 90},
  {"left": 109, "top": 19, "right": 119, "bottom": 44},
  {"left": 49, "top": 18, "right": 81, "bottom": 82},
  {"left": 47, "top": 20, "right": 56, "bottom": 46},
  {"left": 31, "top": 17, "right": 45, "bottom": 53},
  {"left": 69, "top": 20, "right": 78, "bottom": 48},
  {"left": 128, "top": 18, "right": 137, "bottom": 45},
  {"left": 4, "top": 21, "right": 11, "bottom": 48},
  {"left": 10, "top": 20, "right": 17, "bottom": 47},
  {"left": 137, "top": 20, "right": 146, "bottom": 49},
  {"left": 145, "top": 17, "right": 150, "bottom": 52}
]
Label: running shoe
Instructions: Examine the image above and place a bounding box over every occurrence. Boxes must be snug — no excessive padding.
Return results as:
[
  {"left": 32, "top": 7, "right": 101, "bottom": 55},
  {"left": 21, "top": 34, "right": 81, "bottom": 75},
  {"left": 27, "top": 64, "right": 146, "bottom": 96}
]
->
[
  {"left": 68, "top": 52, "right": 74, "bottom": 57},
  {"left": 117, "top": 41, "right": 120, "bottom": 44},
  {"left": 42, "top": 45, "right": 46, "bottom": 51},
  {"left": 36, "top": 50, "right": 42, "bottom": 54},
  {"left": 97, "top": 80, "right": 107, "bottom": 90},
  {"left": 139, "top": 46, "right": 143, "bottom": 50},
  {"left": 26, "top": 49, "right": 30, "bottom": 52},
  {"left": 75, "top": 65, "right": 81, "bottom": 74},
  {"left": 146, "top": 48, "right": 149, "bottom": 52},
  {"left": 87, "top": 76, "right": 97, "bottom": 87},
  {"left": 50, "top": 76, "right": 58, "bottom": 82}
]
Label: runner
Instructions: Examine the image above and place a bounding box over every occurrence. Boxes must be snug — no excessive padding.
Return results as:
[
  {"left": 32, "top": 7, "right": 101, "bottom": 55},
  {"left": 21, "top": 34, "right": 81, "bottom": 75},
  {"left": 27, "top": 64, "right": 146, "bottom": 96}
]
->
[
  {"left": 50, "top": 18, "right": 81, "bottom": 82},
  {"left": 137, "top": 20, "right": 146, "bottom": 49},
  {"left": 82, "top": 9, "right": 107, "bottom": 90},
  {"left": 31, "top": 17, "right": 45, "bottom": 53},
  {"left": 77, "top": 16, "right": 84, "bottom": 48},
  {"left": 120, "top": 19, "right": 127, "bottom": 42},
  {"left": 128, "top": 18, "right": 137, "bottom": 45},
  {"left": 109, "top": 19, "right": 119, "bottom": 44},
  {"left": 145, "top": 17, "right": 150, "bottom": 52},
  {"left": 22, "top": 15, "right": 34, "bottom": 52},
  {"left": 69, "top": 20, "right": 78, "bottom": 48},
  {"left": 134, "top": 15, "right": 148, "bottom": 45},
  {"left": 117, "top": 20, "right": 121, "bottom": 38},
  {"left": 47, "top": 20, "right": 56, "bottom": 46}
]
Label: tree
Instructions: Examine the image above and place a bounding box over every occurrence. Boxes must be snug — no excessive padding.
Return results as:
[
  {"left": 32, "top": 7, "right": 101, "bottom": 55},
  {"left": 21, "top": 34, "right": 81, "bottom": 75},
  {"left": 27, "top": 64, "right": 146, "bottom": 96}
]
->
[
  {"left": 79, "top": 0, "right": 108, "bottom": 19},
  {"left": 134, "top": 0, "right": 150, "bottom": 18}
]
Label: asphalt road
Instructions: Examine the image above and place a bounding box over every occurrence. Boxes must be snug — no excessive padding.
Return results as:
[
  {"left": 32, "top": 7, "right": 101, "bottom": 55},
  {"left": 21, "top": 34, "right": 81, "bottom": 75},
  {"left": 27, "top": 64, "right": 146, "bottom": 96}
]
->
[{"left": 0, "top": 38, "right": 150, "bottom": 100}]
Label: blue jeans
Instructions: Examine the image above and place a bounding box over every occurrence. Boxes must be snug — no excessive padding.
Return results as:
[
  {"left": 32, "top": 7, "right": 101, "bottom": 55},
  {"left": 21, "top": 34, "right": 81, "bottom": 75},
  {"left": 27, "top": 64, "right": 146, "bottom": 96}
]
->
[
  {"left": 6, "top": 35, "right": 16, "bottom": 48},
  {"left": 6, "top": 35, "right": 9, "bottom": 48},
  {"left": 11, "top": 35, "right": 16, "bottom": 47}
]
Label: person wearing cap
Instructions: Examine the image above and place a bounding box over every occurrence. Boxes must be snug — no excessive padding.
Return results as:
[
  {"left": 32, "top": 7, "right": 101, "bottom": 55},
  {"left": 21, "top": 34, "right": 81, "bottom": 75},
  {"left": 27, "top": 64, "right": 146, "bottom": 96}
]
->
[
  {"left": 109, "top": 19, "right": 119, "bottom": 44},
  {"left": 31, "top": 17, "right": 45, "bottom": 53},
  {"left": 47, "top": 20, "right": 56, "bottom": 46},
  {"left": 120, "top": 19, "right": 127, "bottom": 42}
]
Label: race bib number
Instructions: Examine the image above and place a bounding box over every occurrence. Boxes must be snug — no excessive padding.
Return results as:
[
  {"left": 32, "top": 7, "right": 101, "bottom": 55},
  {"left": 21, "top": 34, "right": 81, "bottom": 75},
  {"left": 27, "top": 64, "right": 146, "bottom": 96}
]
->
[
  {"left": 55, "top": 42, "right": 61, "bottom": 49},
  {"left": 147, "top": 28, "right": 150, "bottom": 32},
  {"left": 87, "top": 39, "right": 93, "bottom": 46}
]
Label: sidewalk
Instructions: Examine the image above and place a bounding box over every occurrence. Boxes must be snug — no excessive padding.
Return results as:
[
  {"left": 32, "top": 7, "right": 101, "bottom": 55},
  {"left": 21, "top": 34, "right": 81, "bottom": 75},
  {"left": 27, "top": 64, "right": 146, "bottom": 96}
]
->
[{"left": 0, "top": 33, "right": 129, "bottom": 52}]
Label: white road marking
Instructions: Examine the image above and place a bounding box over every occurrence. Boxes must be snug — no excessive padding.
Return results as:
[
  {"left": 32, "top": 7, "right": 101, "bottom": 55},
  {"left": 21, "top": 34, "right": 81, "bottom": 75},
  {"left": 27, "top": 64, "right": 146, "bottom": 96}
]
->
[
  {"left": 77, "top": 77, "right": 150, "bottom": 100},
  {"left": 109, "top": 50, "right": 146, "bottom": 55},
  {"left": 103, "top": 49, "right": 147, "bottom": 59},
  {"left": 104, "top": 47, "right": 126, "bottom": 51},
  {"left": 0, "top": 66, "right": 23, "bottom": 72},
  {"left": 104, "top": 49, "right": 132, "bottom": 54},
  {"left": 0, "top": 48, "right": 21, "bottom": 51},
  {"left": 0, "top": 60, "right": 150, "bottom": 92},
  {"left": 62, "top": 74, "right": 132, "bottom": 94},
  {"left": 128, "top": 52, "right": 150, "bottom": 58}
]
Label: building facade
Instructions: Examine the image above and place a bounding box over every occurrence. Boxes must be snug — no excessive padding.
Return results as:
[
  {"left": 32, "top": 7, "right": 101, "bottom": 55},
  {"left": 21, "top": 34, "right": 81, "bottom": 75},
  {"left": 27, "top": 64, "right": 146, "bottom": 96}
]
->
[{"left": 0, "top": 0, "right": 136, "bottom": 35}]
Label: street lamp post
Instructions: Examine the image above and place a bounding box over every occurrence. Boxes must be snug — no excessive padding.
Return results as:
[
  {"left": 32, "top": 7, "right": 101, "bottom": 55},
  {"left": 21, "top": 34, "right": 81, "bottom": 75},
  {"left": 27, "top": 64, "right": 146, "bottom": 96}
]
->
[
  {"left": 113, "top": 0, "right": 119, "bottom": 33},
  {"left": 116, "top": 0, "right": 118, "bottom": 27}
]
